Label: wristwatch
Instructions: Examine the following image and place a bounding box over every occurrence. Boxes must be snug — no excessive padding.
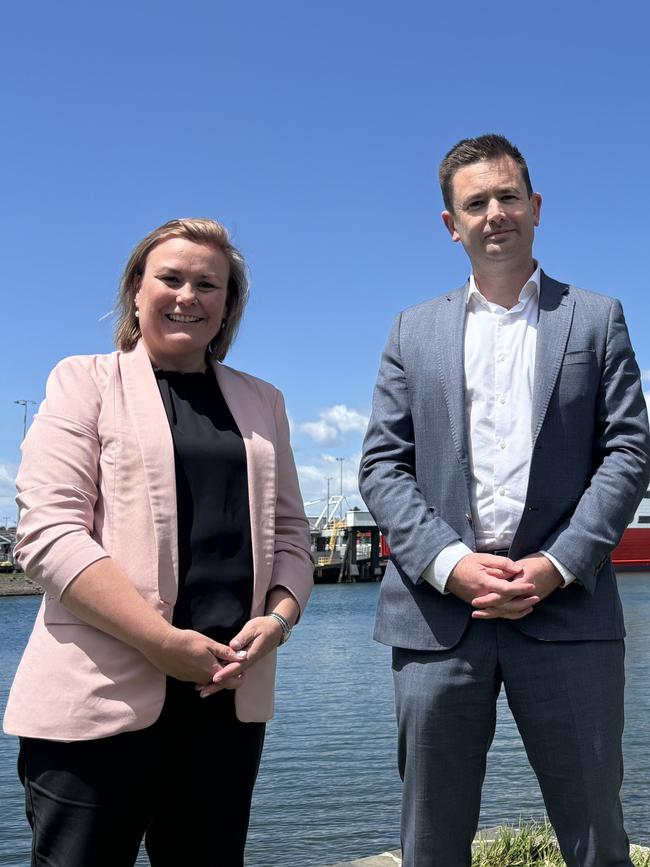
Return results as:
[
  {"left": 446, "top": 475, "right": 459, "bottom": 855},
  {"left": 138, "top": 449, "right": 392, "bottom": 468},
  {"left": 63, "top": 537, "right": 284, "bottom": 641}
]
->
[{"left": 268, "top": 611, "right": 292, "bottom": 645}]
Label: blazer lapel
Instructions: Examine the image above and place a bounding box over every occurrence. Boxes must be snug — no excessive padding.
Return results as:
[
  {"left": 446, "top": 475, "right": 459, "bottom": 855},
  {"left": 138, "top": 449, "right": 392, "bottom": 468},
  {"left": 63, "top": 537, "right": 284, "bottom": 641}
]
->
[
  {"left": 531, "top": 273, "right": 575, "bottom": 445},
  {"left": 119, "top": 341, "right": 178, "bottom": 602},
  {"left": 434, "top": 284, "right": 472, "bottom": 486},
  {"left": 213, "top": 362, "right": 276, "bottom": 613}
]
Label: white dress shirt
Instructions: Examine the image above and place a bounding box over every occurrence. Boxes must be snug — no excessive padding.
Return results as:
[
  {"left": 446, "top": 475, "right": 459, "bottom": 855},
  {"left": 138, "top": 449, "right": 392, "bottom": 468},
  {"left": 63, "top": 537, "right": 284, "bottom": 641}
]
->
[{"left": 423, "top": 266, "right": 575, "bottom": 592}]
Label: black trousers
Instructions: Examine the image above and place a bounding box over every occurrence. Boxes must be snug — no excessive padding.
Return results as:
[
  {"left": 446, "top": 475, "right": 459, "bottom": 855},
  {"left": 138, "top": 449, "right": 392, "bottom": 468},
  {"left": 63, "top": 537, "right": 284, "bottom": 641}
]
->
[{"left": 18, "top": 679, "right": 266, "bottom": 867}]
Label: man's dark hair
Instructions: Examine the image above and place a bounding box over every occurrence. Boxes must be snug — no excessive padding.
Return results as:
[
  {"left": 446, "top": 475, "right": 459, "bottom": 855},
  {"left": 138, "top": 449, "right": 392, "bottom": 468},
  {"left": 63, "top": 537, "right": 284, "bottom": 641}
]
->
[{"left": 439, "top": 134, "right": 533, "bottom": 212}]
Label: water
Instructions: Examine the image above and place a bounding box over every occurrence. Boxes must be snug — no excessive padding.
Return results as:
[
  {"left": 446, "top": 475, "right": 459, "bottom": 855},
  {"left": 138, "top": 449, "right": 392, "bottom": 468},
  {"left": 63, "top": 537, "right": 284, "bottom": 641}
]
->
[{"left": 1, "top": 577, "right": 649, "bottom": 866}]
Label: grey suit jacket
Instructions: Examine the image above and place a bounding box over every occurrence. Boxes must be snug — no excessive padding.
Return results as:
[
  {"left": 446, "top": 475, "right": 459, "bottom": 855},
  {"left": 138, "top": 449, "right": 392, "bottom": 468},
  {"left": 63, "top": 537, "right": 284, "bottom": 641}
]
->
[{"left": 359, "top": 273, "right": 650, "bottom": 650}]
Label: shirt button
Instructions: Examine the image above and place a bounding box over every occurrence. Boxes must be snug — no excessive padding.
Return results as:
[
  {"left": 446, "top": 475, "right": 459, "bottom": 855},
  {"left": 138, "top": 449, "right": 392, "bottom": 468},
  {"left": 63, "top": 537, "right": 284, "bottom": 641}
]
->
[
  {"left": 498, "top": 486, "right": 506, "bottom": 496},
  {"left": 499, "top": 440, "right": 506, "bottom": 450},
  {"left": 497, "top": 353, "right": 506, "bottom": 363},
  {"left": 499, "top": 395, "right": 506, "bottom": 405}
]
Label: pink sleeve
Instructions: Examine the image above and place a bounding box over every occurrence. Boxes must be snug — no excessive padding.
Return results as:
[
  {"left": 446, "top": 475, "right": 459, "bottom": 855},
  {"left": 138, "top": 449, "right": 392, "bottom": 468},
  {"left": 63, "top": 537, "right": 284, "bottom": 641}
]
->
[
  {"left": 267, "top": 389, "right": 314, "bottom": 616},
  {"left": 14, "top": 356, "right": 110, "bottom": 599}
]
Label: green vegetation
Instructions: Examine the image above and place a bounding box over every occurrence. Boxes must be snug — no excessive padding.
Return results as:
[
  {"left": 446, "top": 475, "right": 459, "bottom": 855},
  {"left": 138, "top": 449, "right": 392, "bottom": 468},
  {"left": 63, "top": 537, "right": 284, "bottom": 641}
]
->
[{"left": 472, "top": 823, "right": 650, "bottom": 866}]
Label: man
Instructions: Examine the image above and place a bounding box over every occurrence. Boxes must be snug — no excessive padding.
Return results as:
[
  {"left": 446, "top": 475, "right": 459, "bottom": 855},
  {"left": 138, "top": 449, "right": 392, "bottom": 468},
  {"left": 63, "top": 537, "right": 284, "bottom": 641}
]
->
[{"left": 359, "top": 134, "right": 650, "bottom": 867}]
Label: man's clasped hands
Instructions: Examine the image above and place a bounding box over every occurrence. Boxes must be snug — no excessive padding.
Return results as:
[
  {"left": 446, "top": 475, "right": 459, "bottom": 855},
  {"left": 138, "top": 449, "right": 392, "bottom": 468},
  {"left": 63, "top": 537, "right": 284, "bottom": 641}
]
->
[{"left": 446, "top": 551, "right": 563, "bottom": 620}]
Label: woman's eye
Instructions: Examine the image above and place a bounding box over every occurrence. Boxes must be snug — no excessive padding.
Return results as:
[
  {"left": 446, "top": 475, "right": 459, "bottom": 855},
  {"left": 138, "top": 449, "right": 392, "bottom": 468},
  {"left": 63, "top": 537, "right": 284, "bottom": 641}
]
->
[
  {"left": 198, "top": 282, "right": 218, "bottom": 291},
  {"left": 160, "top": 274, "right": 179, "bottom": 285}
]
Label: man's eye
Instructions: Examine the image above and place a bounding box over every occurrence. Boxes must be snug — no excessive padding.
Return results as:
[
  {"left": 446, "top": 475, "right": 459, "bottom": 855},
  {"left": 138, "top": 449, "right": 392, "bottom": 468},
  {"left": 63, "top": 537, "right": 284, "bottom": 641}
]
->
[{"left": 467, "top": 200, "right": 483, "bottom": 210}]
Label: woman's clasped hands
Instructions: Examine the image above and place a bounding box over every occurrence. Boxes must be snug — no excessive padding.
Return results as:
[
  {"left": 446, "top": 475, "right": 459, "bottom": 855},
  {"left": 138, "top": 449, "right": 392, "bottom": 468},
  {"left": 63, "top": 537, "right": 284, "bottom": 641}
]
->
[
  {"left": 197, "top": 615, "right": 286, "bottom": 698},
  {"left": 141, "top": 625, "right": 248, "bottom": 692}
]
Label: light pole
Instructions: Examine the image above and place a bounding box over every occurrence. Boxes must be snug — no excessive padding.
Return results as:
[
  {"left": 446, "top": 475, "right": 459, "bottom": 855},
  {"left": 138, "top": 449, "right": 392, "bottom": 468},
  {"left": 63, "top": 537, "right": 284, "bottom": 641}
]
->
[
  {"left": 14, "top": 399, "right": 37, "bottom": 440},
  {"left": 326, "top": 476, "right": 334, "bottom": 523},
  {"left": 336, "top": 457, "right": 344, "bottom": 519}
]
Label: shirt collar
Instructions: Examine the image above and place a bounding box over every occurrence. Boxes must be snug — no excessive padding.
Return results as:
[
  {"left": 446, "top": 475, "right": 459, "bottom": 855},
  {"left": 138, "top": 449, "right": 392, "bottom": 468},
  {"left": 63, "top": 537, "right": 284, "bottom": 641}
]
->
[{"left": 467, "top": 263, "right": 541, "bottom": 311}]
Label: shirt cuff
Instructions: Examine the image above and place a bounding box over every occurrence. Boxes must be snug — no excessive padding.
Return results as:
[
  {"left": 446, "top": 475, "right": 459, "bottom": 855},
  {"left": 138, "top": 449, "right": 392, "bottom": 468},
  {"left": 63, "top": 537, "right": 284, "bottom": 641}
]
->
[
  {"left": 540, "top": 550, "right": 577, "bottom": 587},
  {"left": 422, "top": 541, "right": 473, "bottom": 594}
]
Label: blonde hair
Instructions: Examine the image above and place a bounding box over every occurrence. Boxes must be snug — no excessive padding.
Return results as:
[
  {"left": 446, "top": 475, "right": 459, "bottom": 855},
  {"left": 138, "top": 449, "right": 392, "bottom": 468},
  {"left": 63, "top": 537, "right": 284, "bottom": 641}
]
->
[{"left": 114, "top": 218, "right": 249, "bottom": 362}]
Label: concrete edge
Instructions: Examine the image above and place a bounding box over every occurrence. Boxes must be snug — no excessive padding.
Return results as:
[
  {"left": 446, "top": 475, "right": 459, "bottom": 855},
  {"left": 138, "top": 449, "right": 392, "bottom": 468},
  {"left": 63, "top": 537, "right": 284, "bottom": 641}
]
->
[{"left": 324, "top": 827, "right": 650, "bottom": 866}]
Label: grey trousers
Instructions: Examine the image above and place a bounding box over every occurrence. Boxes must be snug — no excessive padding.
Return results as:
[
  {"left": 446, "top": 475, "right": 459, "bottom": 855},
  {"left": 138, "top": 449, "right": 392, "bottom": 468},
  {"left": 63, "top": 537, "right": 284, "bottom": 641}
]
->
[{"left": 392, "top": 619, "right": 631, "bottom": 867}]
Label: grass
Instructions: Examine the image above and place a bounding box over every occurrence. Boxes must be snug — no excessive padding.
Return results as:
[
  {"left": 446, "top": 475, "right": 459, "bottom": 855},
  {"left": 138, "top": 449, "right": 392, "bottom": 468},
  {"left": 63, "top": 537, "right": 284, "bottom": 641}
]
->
[{"left": 472, "top": 823, "right": 650, "bottom": 866}]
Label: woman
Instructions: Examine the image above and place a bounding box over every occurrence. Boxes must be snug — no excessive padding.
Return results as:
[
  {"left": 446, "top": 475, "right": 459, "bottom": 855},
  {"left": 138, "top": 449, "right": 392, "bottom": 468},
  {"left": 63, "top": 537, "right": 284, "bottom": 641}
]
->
[{"left": 4, "top": 218, "right": 313, "bottom": 866}]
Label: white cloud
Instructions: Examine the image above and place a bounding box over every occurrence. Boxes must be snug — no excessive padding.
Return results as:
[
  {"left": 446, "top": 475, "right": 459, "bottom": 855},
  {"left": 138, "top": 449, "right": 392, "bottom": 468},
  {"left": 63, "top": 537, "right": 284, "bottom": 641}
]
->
[
  {"left": 0, "top": 460, "right": 18, "bottom": 524},
  {"left": 645, "top": 392, "right": 650, "bottom": 414},
  {"left": 0, "top": 461, "right": 17, "bottom": 497},
  {"left": 296, "top": 463, "right": 328, "bottom": 485},
  {"left": 296, "top": 452, "right": 364, "bottom": 513},
  {"left": 291, "top": 403, "right": 368, "bottom": 508},
  {"left": 641, "top": 370, "right": 650, "bottom": 383},
  {"left": 300, "top": 404, "right": 368, "bottom": 444},
  {"left": 320, "top": 405, "right": 368, "bottom": 434},
  {"left": 301, "top": 420, "right": 338, "bottom": 444}
]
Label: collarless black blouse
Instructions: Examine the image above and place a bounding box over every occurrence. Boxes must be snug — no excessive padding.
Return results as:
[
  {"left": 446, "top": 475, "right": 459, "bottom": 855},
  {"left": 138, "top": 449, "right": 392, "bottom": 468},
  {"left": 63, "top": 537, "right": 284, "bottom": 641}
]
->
[{"left": 155, "top": 366, "right": 254, "bottom": 644}]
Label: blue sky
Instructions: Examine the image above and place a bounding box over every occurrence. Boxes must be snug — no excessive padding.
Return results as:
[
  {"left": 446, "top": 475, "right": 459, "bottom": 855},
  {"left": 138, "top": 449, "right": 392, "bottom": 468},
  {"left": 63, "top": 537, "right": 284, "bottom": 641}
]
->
[{"left": 2, "top": 0, "right": 649, "bottom": 524}]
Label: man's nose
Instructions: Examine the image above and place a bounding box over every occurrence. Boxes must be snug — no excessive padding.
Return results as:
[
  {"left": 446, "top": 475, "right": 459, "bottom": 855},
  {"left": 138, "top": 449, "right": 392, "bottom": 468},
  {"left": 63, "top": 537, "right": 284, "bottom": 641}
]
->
[{"left": 486, "top": 198, "right": 506, "bottom": 223}]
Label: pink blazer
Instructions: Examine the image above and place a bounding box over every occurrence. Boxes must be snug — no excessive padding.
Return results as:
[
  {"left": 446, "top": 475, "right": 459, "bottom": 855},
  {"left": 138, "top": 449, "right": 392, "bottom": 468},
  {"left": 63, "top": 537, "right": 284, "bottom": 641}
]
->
[{"left": 4, "top": 340, "right": 313, "bottom": 741}]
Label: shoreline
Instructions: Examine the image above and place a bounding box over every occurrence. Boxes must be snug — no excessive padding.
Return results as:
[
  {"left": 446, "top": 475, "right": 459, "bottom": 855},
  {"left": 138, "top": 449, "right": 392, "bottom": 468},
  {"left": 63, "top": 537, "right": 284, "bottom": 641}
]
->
[
  {"left": 1, "top": 570, "right": 649, "bottom": 600},
  {"left": 326, "top": 826, "right": 650, "bottom": 866},
  {"left": 0, "top": 574, "right": 43, "bottom": 597}
]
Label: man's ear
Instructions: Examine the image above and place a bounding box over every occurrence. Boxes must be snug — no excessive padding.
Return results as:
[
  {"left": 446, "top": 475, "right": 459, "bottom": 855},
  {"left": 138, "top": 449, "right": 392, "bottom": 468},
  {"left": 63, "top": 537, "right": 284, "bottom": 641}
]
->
[
  {"left": 442, "top": 210, "right": 461, "bottom": 243},
  {"left": 531, "top": 193, "right": 542, "bottom": 227}
]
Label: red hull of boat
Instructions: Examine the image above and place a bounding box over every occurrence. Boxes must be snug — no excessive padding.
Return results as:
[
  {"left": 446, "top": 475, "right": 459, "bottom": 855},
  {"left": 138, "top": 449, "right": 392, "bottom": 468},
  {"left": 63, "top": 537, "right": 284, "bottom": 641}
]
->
[{"left": 612, "top": 528, "right": 650, "bottom": 570}]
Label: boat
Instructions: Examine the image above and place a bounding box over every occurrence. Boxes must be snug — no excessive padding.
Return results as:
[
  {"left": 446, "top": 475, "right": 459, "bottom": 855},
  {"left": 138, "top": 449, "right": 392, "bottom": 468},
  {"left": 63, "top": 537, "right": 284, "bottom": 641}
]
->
[
  {"left": 305, "top": 488, "right": 650, "bottom": 580},
  {"left": 308, "top": 499, "right": 385, "bottom": 583},
  {"left": 612, "top": 488, "right": 650, "bottom": 570}
]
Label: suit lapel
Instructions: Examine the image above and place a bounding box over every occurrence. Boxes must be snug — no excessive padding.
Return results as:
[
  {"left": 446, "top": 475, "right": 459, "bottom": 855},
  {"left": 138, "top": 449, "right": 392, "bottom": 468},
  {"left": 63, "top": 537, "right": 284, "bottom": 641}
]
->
[
  {"left": 213, "top": 362, "right": 276, "bottom": 612},
  {"left": 531, "top": 273, "right": 574, "bottom": 444},
  {"left": 434, "top": 284, "right": 472, "bottom": 485},
  {"left": 119, "top": 341, "right": 178, "bottom": 602}
]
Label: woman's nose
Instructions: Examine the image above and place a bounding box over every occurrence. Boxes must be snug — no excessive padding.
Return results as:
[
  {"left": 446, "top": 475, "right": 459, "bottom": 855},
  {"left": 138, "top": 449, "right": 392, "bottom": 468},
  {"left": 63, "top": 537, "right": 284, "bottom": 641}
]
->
[{"left": 176, "top": 283, "right": 197, "bottom": 304}]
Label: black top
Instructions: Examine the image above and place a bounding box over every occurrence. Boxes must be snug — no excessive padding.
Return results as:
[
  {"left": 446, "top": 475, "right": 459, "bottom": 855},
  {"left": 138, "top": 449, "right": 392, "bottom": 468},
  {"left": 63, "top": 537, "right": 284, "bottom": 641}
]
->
[{"left": 155, "top": 367, "right": 254, "bottom": 644}]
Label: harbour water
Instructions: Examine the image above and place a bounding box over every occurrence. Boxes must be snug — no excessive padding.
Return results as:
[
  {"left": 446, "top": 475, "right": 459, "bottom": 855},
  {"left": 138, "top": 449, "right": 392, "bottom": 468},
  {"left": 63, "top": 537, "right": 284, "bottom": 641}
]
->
[{"left": 1, "top": 577, "right": 648, "bottom": 866}]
